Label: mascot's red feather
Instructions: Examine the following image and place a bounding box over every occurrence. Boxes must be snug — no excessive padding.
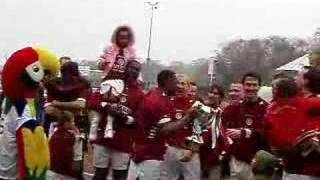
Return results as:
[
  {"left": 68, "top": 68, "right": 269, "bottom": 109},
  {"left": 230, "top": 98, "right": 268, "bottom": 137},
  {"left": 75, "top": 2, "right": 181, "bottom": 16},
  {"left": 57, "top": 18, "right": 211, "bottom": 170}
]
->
[{"left": 0, "top": 47, "right": 59, "bottom": 180}]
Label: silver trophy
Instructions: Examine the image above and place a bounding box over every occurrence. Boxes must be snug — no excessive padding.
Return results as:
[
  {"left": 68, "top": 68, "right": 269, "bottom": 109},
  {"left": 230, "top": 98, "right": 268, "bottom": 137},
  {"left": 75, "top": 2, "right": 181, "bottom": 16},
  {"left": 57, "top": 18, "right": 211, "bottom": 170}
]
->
[{"left": 186, "top": 101, "right": 218, "bottom": 145}]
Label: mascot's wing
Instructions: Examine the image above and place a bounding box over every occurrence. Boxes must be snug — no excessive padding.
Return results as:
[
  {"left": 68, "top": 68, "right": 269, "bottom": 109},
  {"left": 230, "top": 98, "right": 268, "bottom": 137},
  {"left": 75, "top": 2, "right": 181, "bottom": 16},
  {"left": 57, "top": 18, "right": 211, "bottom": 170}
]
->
[
  {"left": 17, "top": 126, "right": 49, "bottom": 180},
  {"left": 16, "top": 99, "right": 49, "bottom": 180}
]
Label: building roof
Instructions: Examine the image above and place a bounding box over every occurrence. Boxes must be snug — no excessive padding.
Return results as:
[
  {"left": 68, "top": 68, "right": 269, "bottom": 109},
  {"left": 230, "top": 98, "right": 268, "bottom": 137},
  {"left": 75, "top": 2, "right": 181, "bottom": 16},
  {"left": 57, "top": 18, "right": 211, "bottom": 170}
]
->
[
  {"left": 276, "top": 54, "right": 310, "bottom": 72},
  {"left": 258, "top": 86, "right": 272, "bottom": 102}
]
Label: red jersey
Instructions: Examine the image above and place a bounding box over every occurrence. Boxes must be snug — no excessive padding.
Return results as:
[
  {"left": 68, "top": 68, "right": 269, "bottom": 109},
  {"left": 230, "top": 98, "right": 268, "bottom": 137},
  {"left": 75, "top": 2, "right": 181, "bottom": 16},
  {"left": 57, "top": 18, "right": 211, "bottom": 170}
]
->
[
  {"left": 44, "top": 78, "right": 89, "bottom": 131},
  {"left": 265, "top": 96, "right": 320, "bottom": 176},
  {"left": 45, "top": 77, "right": 89, "bottom": 103},
  {"left": 131, "top": 89, "right": 175, "bottom": 162},
  {"left": 166, "top": 95, "right": 194, "bottom": 148},
  {"left": 201, "top": 124, "right": 230, "bottom": 166},
  {"left": 88, "top": 82, "right": 144, "bottom": 153},
  {"left": 222, "top": 97, "right": 268, "bottom": 163},
  {"left": 102, "top": 49, "right": 127, "bottom": 80},
  {"left": 49, "top": 128, "right": 76, "bottom": 177}
]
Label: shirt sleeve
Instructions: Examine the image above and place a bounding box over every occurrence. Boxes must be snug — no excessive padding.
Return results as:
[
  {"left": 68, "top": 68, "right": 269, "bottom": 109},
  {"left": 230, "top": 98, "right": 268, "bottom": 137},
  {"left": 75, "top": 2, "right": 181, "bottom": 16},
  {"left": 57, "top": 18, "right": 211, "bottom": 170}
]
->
[
  {"left": 221, "top": 107, "right": 233, "bottom": 128},
  {"left": 131, "top": 89, "right": 145, "bottom": 117},
  {"left": 78, "top": 83, "right": 90, "bottom": 102},
  {"left": 134, "top": 98, "right": 155, "bottom": 130},
  {"left": 305, "top": 98, "right": 320, "bottom": 129},
  {"left": 87, "top": 92, "right": 103, "bottom": 111},
  {"left": 98, "top": 46, "right": 113, "bottom": 71},
  {"left": 306, "top": 97, "right": 320, "bottom": 110}
]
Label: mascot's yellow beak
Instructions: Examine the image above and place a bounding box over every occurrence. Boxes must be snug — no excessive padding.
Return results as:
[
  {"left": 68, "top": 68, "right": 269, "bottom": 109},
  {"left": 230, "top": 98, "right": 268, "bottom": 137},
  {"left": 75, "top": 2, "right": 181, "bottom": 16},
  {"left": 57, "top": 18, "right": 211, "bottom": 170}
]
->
[{"left": 33, "top": 47, "right": 60, "bottom": 78}]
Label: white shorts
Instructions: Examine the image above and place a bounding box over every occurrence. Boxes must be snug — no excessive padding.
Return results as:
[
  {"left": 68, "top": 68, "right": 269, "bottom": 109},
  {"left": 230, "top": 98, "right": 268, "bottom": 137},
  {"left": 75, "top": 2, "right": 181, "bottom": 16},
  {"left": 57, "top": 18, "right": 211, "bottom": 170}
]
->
[
  {"left": 228, "top": 156, "right": 253, "bottom": 180},
  {"left": 127, "top": 160, "right": 166, "bottom": 180},
  {"left": 162, "top": 146, "right": 201, "bottom": 180},
  {"left": 93, "top": 144, "right": 130, "bottom": 170},
  {"left": 46, "top": 170, "right": 76, "bottom": 180},
  {"left": 283, "top": 171, "right": 320, "bottom": 180}
]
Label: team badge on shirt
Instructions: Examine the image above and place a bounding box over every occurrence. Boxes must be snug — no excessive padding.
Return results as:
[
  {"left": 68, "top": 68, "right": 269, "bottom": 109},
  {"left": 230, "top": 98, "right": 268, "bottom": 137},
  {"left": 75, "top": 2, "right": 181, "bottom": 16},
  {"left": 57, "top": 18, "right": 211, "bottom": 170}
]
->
[
  {"left": 246, "top": 118, "right": 253, "bottom": 126},
  {"left": 175, "top": 112, "right": 183, "bottom": 120},
  {"left": 120, "top": 96, "right": 127, "bottom": 103}
]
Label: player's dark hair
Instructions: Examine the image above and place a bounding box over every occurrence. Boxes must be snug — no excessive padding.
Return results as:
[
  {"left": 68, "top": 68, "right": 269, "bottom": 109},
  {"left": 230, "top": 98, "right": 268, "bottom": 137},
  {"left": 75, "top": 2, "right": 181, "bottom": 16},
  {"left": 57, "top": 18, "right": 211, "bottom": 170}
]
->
[
  {"left": 157, "top": 70, "right": 176, "bottom": 88},
  {"left": 210, "top": 84, "right": 225, "bottom": 99},
  {"left": 241, "top": 72, "right": 262, "bottom": 86},
  {"left": 275, "top": 77, "right": 299, "bottom": 98},
  {"left": 303, "top": 67, "right": 320, "bottom": 95},
  {"left": 272, "top": 71, "right": 290, "bottom": 80}
]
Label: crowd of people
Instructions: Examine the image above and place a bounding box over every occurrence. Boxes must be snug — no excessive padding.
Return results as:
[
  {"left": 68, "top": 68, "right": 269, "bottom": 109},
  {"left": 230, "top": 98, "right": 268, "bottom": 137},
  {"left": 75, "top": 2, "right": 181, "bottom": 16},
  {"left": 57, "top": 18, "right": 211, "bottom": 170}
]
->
[{"left": 0, "top": 25, "right": 319, "bottom": 180}]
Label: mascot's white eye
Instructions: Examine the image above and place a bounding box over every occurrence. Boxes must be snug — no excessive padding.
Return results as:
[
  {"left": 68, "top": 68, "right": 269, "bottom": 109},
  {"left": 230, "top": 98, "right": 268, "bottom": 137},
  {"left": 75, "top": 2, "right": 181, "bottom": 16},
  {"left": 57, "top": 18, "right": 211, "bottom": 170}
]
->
[
  {"left": 32, "top": 65, "right": 40, "bottom": 73},
  {"left": 25, "top": 61, "right": 44, "bottom": 82}
]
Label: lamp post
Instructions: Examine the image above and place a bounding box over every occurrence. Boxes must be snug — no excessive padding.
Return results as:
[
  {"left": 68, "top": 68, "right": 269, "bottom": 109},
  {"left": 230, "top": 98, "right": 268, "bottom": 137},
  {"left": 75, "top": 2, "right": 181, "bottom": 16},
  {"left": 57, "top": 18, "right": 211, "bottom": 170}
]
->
[
  {"left": 145, "top": 1, "right": 159, "bottom": 89},
  {"left": 208, "top": 56, "right": 219, "bottom": 87}
]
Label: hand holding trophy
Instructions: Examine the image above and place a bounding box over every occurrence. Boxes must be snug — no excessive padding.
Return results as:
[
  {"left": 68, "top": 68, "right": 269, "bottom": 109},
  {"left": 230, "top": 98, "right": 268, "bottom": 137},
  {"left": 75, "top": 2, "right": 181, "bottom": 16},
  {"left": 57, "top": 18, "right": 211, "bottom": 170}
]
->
[{"left": 186, "top": 101, "right": 217, "bottom": 145}]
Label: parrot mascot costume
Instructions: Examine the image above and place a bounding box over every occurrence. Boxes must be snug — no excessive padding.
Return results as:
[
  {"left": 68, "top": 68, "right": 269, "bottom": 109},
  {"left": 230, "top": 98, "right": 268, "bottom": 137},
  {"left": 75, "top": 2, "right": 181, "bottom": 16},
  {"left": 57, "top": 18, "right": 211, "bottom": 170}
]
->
[{"left": 0, "top": 47, "right": 60, "bottom": 180}]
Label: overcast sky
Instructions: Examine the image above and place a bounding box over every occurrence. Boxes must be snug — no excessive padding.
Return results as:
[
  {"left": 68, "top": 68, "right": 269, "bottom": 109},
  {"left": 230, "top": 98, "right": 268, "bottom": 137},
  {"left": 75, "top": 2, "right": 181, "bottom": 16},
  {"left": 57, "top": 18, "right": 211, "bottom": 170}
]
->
[{"left": 0, "top": 0, "right": 319, "bottom": 64}]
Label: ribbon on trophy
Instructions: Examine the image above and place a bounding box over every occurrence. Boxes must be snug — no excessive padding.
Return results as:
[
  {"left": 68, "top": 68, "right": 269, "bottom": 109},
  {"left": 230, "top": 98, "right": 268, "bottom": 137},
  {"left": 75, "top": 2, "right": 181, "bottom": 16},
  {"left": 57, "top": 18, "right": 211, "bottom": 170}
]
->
[{"left": 186, "top": 101, "right": 221, "bottom": 146}]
